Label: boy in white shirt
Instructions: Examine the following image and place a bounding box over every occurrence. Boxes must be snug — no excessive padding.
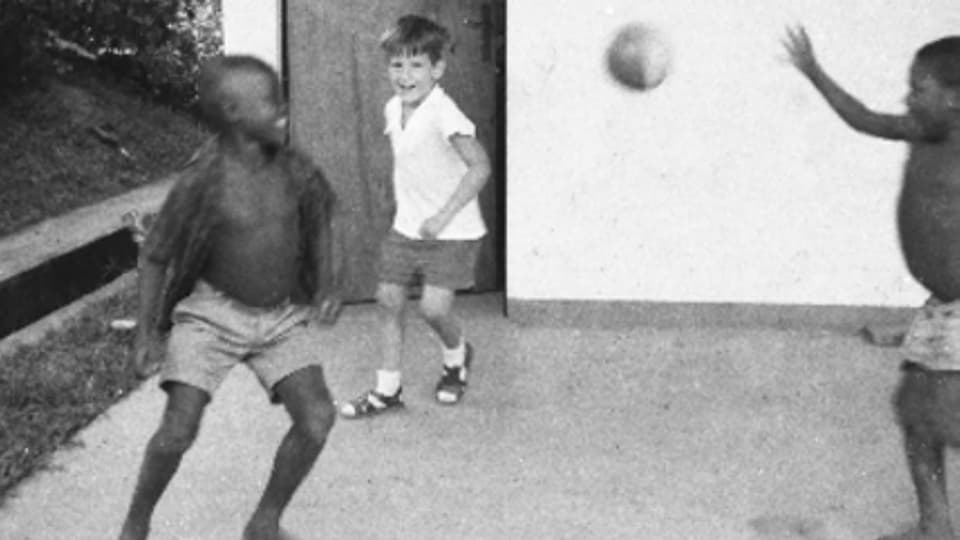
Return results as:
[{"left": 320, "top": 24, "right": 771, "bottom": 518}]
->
[{"left": 340, "top": 15, "right": 491, "bottom": 418}]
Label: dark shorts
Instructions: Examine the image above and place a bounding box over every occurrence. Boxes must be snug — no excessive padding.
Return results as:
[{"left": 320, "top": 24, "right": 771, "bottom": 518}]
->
[{"left": 377, "top": 229, "right": 482, "bottom": 291}]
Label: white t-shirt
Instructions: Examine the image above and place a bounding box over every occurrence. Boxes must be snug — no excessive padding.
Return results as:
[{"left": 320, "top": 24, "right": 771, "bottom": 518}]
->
[{"left": 384, "top": 85, "right": 487, "bottom": 240}]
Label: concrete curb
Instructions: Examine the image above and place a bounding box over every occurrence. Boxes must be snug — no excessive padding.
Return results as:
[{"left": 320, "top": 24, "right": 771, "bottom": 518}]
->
[
  {"left": 0, "top": 178, "right": 172, "bottom": 283},
  {"left": 0, "top": 270, "right": 137, "bottom": 357}
]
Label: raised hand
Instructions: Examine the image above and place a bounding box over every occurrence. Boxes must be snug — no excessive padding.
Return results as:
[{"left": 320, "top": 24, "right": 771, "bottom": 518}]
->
[
  {"left": 132, "top": 335, "right": 161, "bottom": 379},
  {"left": 782, "top": 25, "right": 819, "bottom": 75}
]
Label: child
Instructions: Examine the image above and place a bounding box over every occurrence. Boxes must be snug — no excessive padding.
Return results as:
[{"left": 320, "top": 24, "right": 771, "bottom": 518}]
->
[
  {"left": 785, "top": 26, "right": 960, "bottom": 540},
  {"left": 339, "top": 15, "right": 491, "bottom": 418},
  {"left": 118, "top": 55, "right": 343, "bottom": 540}
]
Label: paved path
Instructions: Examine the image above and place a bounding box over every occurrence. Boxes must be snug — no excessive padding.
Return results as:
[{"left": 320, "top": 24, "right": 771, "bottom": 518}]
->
[{"left": 0, "top": 295, "right": 945, "bottom": 539}]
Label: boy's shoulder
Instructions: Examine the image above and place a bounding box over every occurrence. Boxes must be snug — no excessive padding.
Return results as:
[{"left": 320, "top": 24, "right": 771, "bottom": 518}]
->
[
  {"left": 279, "top": 144, "right": 336, "bottom": 206},
  {"left": 279, "top": 145, "right": 330, "bottom": 189},
  {"left": 427, "top": 86, "right": 466, "bottom": 112},
  {"left": 280, "top": 144, "right": 320, "bottom": 176},
  {"left": 156, "top": 136, "right": 222, "bottom": 218},
  {"left": 171, "top": 136, "right": 220, "bottom": 189}
]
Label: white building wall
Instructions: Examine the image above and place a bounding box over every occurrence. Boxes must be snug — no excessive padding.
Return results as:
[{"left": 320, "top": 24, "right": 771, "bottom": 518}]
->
[
  {"left": 508, "top": 0, "right": 960, "bottom": 307},
  {"left": 221, "top": 0, "right": 281, "bottom": 71}
]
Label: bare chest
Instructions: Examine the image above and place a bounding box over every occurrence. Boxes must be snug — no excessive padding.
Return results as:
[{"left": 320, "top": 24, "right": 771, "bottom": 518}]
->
[
  {"left": 216, "top": 162, "right": 298, "bottom": 229},
  {"left": 903, "top": 140, "right": 960, "bottom": 195}
]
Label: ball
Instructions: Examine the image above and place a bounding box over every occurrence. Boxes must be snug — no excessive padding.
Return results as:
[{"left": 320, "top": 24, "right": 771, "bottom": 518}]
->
[{"left": 606, "top": 23, "right": 671, "bottom": 90}]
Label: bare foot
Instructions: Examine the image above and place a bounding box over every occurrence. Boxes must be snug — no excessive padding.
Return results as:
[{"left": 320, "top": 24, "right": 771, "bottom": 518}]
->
[
  {"left": 878, "top": 525, "right": 957, "bottom": 540},
  {"left": 117, "top": 520, "right": 149, "bottom": 540},
  {"left": 242, "top": 516, "right": 280, "bottom": 540}
]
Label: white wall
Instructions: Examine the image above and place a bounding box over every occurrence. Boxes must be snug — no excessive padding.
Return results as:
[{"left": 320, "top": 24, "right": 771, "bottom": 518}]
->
[
  {"left": 508, "top": 0, "right": 960, "bottom": 307},
  {"left": 221, "top": 0, "right": 281, "bottom": 71}
]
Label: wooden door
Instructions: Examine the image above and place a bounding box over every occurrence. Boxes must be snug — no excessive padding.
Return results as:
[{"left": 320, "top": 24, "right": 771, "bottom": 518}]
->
[{"left": 285, "top": 0, "right": 505, "bottom": 301}]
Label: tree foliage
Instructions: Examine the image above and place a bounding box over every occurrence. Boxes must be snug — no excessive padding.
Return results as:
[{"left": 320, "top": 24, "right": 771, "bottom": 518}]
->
[{"left": 0, "top": 0, "right": 222, "bottom": 109}]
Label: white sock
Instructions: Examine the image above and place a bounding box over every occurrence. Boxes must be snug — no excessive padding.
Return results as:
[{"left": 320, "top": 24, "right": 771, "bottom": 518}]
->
[
  {"left": 375, "top": 369, "right": 401, "bottom": 396},
  {"left": 442, "top": 339, "right": 466, "bottom": 368}
]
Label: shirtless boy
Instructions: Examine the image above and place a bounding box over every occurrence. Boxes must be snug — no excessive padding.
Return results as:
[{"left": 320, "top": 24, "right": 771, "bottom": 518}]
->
[
  {"left": 118, "top": 55, "right": 342, "bottom": 540},
  {"left": 786, "top": 26, "right": 960, "bottom": 540}
]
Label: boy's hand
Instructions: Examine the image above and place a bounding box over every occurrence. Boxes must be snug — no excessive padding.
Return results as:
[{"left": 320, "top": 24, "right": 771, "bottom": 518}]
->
[
  {"left": 314, "top": 293, "right": 343, "bottom": 325},
  {"left": 132, "top": 333, "right": 161, "bottom": 379},
  {"left": 782, "top": 25, "right": 819, "bottom": 76},
  {"left": 419, "top": 213, "right": 451, "bottom": 239}
]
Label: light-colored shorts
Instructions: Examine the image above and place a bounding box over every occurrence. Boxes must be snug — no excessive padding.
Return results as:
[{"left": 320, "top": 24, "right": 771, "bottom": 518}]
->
[
  {"left": 378, "top": 229, "right": 482, "bottom": 291},
  {"left": 162, "top": 281, "right": 319, "bottom": 402},
  {"left": 902, "top": 297, "right": 960, "bottom": 371}
]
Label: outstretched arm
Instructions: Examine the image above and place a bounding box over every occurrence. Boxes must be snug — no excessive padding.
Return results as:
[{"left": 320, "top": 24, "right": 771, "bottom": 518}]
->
[{"left": 783, "top": 25, "right": 933, "bottom": 142}]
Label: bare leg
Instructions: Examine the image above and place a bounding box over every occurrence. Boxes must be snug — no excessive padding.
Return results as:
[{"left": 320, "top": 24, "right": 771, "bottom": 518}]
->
[
  {"left": 118, "top": 384, "right": 209, "bottom": 540},
  {"left": 376, "top": 282, "right": 407, "bottom": 372},
  {"left": 879, "top": 368, "right": 957, "bottom": 540},
  {"left": 244, "top": 366, "right": 336, "bottom": 540},
  {"left": 419, "top": 285, "right": 460, "bottom": 348}
]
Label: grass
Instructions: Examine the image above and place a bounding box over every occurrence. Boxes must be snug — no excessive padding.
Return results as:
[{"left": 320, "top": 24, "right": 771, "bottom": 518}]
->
[
  {"left": 0, "top": 285, "right": 140, "bottom": 503},
  {"left": 0, "top": 59, "right": 207, "bottom": 237},
  {"left": 0, "top": 58, "right": 206, "bottom": 503}
]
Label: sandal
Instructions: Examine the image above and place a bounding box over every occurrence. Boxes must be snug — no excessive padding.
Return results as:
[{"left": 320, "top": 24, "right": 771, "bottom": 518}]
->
[
  {"left": 338, "top": 388, "right": 404, "bottom": 418},
  {"left": 436, "top": 343, "right": 473, "bottom": 405}
]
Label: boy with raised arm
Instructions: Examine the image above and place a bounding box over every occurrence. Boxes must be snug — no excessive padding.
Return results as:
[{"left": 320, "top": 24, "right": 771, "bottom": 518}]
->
[{"left": 785, "top": 26, "right": 960, "bottom": 540}]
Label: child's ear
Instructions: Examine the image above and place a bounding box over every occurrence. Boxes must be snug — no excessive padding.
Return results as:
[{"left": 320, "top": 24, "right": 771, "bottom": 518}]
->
[
  {"left": 221, "top": 99, "right": 241, "bottom": 122},
  {"left": 431, "top": 58, "right": 446, "bottom": 80}
]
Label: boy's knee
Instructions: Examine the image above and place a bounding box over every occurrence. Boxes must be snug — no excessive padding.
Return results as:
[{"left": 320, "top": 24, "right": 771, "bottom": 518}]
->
[
  {"left": 419, "top": 297, "right": 452, "bottom": 322},
  {"left": 295, "top": 401, "right": 336, "bottom": 445},
  {"left": 376, "top": 285, "right": 406, "bottom": 313},
  {"left": 894, "top": 366, "right": 960, "bottom": 446}
]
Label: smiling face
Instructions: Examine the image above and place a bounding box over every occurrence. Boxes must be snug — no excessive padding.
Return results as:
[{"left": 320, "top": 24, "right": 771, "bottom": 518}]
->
[{"left": 387, "top": 51, "right": 445, "bottom": 108}]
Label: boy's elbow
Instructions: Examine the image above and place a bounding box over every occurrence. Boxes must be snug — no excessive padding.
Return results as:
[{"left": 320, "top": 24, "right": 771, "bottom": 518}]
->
[{"left": 473, "top": 160, "right": 492, "bottom": 187}]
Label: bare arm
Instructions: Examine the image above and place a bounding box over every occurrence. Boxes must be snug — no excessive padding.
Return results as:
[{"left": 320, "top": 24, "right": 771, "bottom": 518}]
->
[
  {"left": 419, "top": 135, "right": 492, "bottom": 239},
  {"left": 783, "top": 25, "right": 932, "bottom": 142},
  {"left": 308, "top": 169, "right": 345, "bottom": 324},
  {"left": 133, "top": 257, "right": 166, "bottom": 377},
  {"left": 313, "top": 206, "right": 346, "bottom": 323}
]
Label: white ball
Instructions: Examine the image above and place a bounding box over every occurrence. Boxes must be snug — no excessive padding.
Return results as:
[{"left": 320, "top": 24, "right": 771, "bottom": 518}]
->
[{"left": 606, "top": 23, "right": 671, "bottom": 90}]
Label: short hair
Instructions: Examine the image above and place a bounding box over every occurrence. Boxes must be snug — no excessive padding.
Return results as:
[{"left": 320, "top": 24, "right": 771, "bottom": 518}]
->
[
  {"left": 379, "top": 15, "right": 451, "bottom": 63},
  {"left": 916, "top": 37, "right": 960, "bottom": 88},
  {"left": 197, "top": 55, "right": 279, "bottom": 130}
]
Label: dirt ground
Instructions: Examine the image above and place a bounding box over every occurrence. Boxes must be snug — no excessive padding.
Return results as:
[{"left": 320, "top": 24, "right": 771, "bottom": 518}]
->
[{"left": 0, "top": 294, "right": 948, "bottom": 539}]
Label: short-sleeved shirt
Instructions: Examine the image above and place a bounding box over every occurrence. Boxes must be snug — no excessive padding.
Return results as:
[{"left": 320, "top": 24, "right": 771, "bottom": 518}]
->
[{"left": 384, "top": 85, "right": 487, "bottom": 240}]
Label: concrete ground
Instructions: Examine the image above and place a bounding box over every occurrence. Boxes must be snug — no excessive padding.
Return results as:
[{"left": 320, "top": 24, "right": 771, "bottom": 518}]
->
[{"left": 0, "top": 294, "right": 947, "bottom": 539}]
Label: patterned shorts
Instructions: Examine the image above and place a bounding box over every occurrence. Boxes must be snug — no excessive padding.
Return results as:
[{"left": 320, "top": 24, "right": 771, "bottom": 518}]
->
[{"left": 901, "top": 297, "right": 960, "bottom": 371}]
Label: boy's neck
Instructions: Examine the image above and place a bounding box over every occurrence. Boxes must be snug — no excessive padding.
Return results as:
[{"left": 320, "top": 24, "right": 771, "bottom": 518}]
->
[
  {"left": 401, "top": 83, "right": 438, "bottom": 113},
  {"left": 218, "top": 131, "right": 276, "bottom": 168}
]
